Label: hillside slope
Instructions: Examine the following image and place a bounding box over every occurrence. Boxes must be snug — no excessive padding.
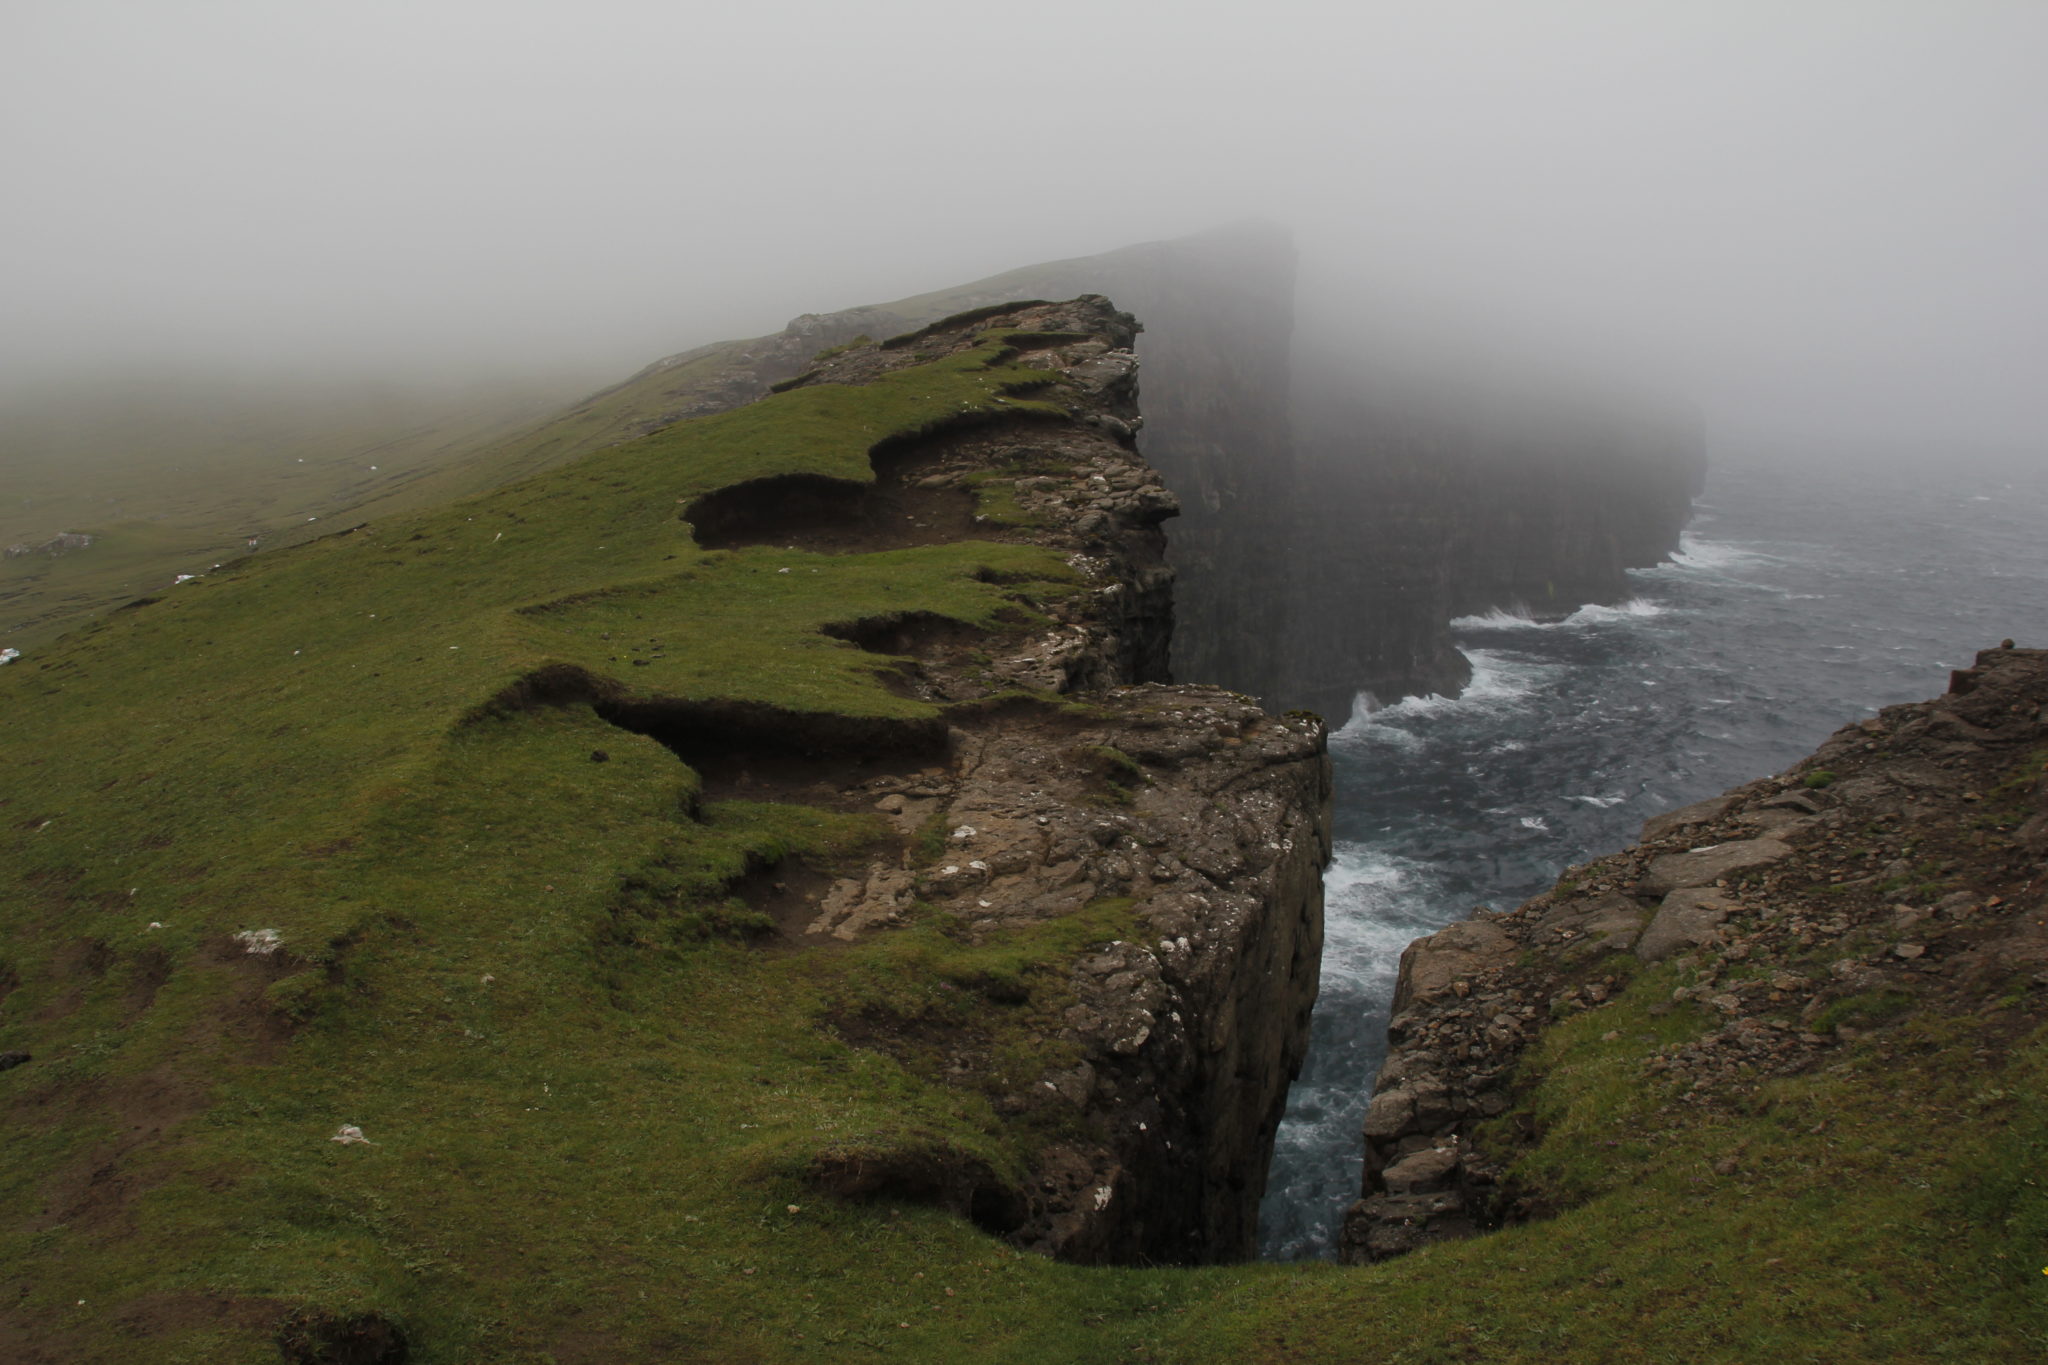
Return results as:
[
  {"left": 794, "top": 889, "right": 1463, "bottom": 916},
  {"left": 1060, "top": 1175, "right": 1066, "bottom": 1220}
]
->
[
  {"left": 6, "top": 225, "right": 1706, "bottom": 725},
  {"left": 0, "top": 299, "right": 1332, "bottom": 1361}
]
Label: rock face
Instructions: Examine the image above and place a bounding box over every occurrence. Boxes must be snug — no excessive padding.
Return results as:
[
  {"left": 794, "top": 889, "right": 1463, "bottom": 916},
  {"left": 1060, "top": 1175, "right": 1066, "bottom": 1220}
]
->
[
  {"left": 1339, "top": 643, "right": 2048, "bottom": 1263},
  {"left": 1284, "top": 374, "right": 1704, "bottom": 709},
  {"left": 754, "top": 296, "right": 1332, "bottom": 1264},
  {"left": 908, "top": 685, "right": 1331, "bottom": 1261},
  {"left": 609, "top": 225, "right": 1696, "bottom": 719},
  {"left": 711, "top": 224, "right": 1704, "bottom": 717}
]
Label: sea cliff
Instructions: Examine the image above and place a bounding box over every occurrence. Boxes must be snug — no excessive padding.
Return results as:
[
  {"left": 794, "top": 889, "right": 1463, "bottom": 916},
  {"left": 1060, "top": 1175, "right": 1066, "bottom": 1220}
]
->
[
  {"left": 693, "top": 224, "right": 1706, "bottom": 718},
  {"left": 0, "top": 297, "right": 1333, "bottom": 1359},
  {"left": 1340, "top": 643, "right": 2048, "bottom": 1263}
]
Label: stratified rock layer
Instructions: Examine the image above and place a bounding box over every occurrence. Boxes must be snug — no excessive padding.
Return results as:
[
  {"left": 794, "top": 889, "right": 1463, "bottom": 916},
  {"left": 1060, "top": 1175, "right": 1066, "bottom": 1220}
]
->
[
  {"left": 757, "top": 297, "right": 1332, "bottom": 1263},
  {"left": 1340, "top": 644, "right": 2048, "bottom": 1263}
]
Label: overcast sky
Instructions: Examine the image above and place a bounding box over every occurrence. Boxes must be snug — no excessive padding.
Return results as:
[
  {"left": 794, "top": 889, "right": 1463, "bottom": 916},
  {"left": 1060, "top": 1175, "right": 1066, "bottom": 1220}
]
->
[{"left": 4, "top": 1, "right": 2043, "bottom": 452}]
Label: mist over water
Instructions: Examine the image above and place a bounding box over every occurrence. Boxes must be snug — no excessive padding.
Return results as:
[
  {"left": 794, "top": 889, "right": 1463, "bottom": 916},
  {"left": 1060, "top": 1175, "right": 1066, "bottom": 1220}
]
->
[{"left": 1257, "top": 454, "right": 2048, "bottom": 1259}]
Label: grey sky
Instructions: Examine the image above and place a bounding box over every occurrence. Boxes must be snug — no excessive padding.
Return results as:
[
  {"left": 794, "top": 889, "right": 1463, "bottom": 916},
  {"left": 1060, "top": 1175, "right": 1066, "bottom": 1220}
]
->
[{"left": 4, "top": 1, "right": 2043, "bottom": 451}]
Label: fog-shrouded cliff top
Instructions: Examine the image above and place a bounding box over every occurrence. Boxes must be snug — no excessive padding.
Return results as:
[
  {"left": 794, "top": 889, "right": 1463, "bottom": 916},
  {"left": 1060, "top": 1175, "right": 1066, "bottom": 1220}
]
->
[{"left": 5, "top": 224, "right": 1706, "bottom": 727}]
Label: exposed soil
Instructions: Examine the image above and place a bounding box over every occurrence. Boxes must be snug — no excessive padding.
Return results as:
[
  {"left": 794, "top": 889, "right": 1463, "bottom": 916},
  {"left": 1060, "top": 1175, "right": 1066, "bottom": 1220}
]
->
[
  {"left": 723, "top": 856, "right": 850, "bottom": 941},
  {"left": 820, "top": 609, "right": 996, "bottom": 657},
  {"left": 276, "top": 1309, "right": 411, "bottom": 1364},
  {"left": 805, "top": 1137, "right": 1026, "bottom": 1238},
  {"left": 594, "top": 695, "right": 948, "bottom": 806},
  {"left": 685, "top": 472, "right": 979, "bottom": 553},
  {"left": 681, "top": 409, "right": 1066, "bottom": 555}
]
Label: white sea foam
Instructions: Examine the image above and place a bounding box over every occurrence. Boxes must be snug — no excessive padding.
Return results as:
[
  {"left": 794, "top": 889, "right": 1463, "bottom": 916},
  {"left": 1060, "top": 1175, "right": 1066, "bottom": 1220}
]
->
[
  {"left": 1568, "top": 597, "right": 1666, "bottom": 623},
  {"left": 1317, "top": 847, "right": 1452, "bottom": 991},
  {"left": 1568, "top": 794, "right": 1626, "bottom": 808},
  {"left": 1336, "top": 649, "right": 1553, "bottom": 746},
  {"left": 1660, "top": 530, "right": 1777, "bottom": 573},
  {"left": 1452, "top": 597, "right": 1667, "bottom": 632},
  {"left": 1448, "top": 606, "right": 1540, "bottom": 630},
  {"left": 1519, "top": 815, "right": 1549, "bottom": 831}
]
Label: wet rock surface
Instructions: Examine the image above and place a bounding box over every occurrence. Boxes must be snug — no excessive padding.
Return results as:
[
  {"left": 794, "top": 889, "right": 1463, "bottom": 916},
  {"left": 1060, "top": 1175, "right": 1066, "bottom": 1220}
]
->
[{"left": 1339, "top": 644, "right": 2048, "bottom": 1263}]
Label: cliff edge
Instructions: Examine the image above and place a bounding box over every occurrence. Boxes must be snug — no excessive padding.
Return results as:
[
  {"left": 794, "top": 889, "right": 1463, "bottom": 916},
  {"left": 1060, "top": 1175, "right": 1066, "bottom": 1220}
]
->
[
  {"left": 1342, "top": 643, "right": 2048, "bottom": 1264},
  {"left": 0, "top": 298, "right": 1327, "bottom": 1359}
]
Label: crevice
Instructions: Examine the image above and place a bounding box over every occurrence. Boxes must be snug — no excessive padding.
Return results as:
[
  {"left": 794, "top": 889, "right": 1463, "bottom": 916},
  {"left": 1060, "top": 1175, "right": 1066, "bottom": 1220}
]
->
[
  {"left": 593, "top": 695, "right": 948, "bottom": 800},
  {"left": 681, "top": 409, "right": 1065, "bottom": 553},
  {"left": 478, "top": 665, "right": 950, "bottom": 800},
  {"left": 805, "top": 1141, "right": 1027, "bottom": 1239},
  {"left": 820, "top": 611, "right": 988, "bottom": 657}
]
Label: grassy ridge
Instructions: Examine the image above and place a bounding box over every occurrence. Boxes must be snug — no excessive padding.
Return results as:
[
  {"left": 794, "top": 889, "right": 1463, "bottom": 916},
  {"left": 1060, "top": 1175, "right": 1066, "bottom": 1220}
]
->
[
  {"left": 0, "top": 378, "right": 581, "bottom": 648},
  {"left": 0, "top": 331, "right": 1140, "bottom": 1359},
  {"left": 0, "top": 262, "right": 1081, "bottom": 651}
]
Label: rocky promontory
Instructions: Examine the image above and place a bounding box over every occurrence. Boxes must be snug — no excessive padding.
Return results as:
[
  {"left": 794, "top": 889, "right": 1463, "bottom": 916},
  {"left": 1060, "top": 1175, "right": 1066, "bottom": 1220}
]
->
[
  {"left": 1341, "top": 643, "right": 2048, "bottom": 1262},
  {"left": 755, "top": 296, "right": 1332, "bottom": 1261},
  {"left": 0, "top": 294, "right": 1335, "bottom": 1359}
]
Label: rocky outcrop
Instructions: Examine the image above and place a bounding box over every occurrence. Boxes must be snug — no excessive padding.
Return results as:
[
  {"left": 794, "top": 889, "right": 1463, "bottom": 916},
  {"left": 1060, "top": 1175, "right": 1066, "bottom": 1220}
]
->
[
  {"left": 888, "top": 684, "right": 1330, "bottom": 1262},
  {"left": 755, "top": 296, "right": 1332, "bottom": 1264},
  {"left": 1339, "top": 643, "right": 2048, "bottom": 1263}
]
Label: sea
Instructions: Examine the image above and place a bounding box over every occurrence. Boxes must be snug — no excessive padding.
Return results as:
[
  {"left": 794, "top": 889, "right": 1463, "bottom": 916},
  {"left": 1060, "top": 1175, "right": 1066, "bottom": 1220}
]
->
[{"left": 1256, "top": 452, "right": 2048, "bottom": 1260}]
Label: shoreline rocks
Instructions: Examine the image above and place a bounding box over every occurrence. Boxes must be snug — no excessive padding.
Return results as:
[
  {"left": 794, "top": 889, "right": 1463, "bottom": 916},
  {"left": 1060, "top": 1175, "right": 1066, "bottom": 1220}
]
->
[{"left": 1339, "top": 643, "right": 2048, "bottom": 1263}]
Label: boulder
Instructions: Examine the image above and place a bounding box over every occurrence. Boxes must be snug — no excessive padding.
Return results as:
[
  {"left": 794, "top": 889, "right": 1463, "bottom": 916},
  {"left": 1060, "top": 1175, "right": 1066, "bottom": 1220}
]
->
[
  {"left": 1538, "top": 892, "right": 1648, "bottom": 957},
  {"left": 1638, "top": 837, "right": 1791, "bottom": 897},
  {"left": 1393, "top": 919, "right": 1517, "bottom": 1007},
  {"left": 1636, "top": 887, "right": 1737, "bottom": 962},
  {"left": 1380, "top": 1145, "right": 1461, "bottom": 1195},
  {"left": 1640, "top": 794, "right": 1738, "bottom": 842}
]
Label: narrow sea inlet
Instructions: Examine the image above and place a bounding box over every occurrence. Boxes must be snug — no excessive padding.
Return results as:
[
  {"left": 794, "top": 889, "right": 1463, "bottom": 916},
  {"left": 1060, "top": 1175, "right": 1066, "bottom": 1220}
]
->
[{"left": 1258, "top": 455, "right": 2048, "bottom": 1257}]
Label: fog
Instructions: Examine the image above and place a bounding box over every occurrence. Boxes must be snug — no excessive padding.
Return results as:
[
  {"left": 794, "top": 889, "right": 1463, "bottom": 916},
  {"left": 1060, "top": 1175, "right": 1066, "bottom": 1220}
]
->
[{"left": 5, "top": 1, "right": 2043, "bottom": 455}]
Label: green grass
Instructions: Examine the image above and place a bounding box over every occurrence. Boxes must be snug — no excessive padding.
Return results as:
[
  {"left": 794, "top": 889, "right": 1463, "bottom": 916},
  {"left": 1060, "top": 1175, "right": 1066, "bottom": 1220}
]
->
[
  {"left": 0, "top": 328, "right": 1160, "bottom": 1359},
  {"left": 0, "top": 375, "right": 582, "bottom": 648},
  {"left": 7, "top": 317, "right": 2047, "bottom": 1360},
  {"left": 1146, "top": 1009, "right": 2048, "bottom": 1364}
]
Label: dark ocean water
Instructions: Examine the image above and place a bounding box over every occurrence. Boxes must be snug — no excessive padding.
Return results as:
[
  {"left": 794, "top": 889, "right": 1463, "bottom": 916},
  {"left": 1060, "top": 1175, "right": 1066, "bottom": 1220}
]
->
[{"left": 1256, "top": 454, "right": 2048, "bottom": 1260}]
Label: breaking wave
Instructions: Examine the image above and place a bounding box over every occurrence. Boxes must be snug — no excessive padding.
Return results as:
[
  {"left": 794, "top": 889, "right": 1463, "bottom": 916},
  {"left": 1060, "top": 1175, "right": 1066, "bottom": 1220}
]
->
[{"left": 1451, "top": 598, "right": 1667, "bottom": 631}]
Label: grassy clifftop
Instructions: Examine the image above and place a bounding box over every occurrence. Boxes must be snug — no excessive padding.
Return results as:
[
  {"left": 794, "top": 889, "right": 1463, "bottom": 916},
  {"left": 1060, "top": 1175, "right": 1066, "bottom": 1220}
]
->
[{"left": 0, "top": 313, "right": 1193, "bottom": 1359}]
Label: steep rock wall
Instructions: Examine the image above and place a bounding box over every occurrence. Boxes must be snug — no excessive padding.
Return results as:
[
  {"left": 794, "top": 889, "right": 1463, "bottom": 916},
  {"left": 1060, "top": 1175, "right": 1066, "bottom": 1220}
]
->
[
  {"left": 840, "top": 227, "right": 1701, "bottom": 716},
  {"left": 770, "top": 297, "right": 1332, "bottom": 1262},
  {"left": 1286, "top": 379, "right": 1706, "bottom": 711}
]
